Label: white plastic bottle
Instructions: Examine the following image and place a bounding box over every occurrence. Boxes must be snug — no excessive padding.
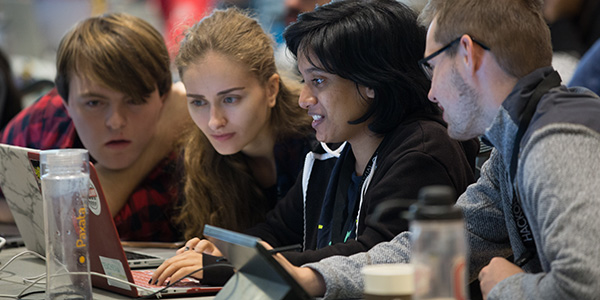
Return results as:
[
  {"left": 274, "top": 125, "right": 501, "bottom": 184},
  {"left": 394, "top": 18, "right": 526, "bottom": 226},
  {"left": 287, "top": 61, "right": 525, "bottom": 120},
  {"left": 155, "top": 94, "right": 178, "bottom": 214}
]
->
[
  {"left": 409, "top": 185, "right": 467, "bottom": 300},
  {"left": 41, "top": 149, "right": 92, "bottom": 299}
]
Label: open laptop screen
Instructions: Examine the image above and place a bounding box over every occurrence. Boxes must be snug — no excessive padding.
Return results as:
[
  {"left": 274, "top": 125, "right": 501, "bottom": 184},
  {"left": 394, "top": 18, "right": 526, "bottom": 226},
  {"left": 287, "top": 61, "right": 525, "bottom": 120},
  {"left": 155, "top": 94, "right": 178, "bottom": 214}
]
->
[{"left": 0, "top": 143, "right": 163, "bottom": 268}]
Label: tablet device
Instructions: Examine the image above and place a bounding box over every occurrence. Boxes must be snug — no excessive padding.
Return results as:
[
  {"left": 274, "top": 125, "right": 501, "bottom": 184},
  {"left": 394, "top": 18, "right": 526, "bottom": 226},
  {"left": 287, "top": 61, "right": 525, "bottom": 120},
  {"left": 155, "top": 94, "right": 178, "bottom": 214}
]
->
[{"left": 204, "top": 224, "right": 312, "bottom": 300}]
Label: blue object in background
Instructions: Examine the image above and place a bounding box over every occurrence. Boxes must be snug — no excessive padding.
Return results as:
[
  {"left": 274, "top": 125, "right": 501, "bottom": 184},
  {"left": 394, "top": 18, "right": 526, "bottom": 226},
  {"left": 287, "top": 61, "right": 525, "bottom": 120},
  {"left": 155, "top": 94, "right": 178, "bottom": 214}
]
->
[{"left": 569, "top": 38, "right": 600, "bottom": 96}]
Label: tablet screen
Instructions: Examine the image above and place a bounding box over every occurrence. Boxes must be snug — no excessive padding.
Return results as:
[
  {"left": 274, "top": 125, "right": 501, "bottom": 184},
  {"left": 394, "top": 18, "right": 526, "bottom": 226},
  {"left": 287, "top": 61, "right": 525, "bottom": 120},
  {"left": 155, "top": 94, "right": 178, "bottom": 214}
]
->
[{"left": 203, "top": 225, "right": 312, "bottom": 300}]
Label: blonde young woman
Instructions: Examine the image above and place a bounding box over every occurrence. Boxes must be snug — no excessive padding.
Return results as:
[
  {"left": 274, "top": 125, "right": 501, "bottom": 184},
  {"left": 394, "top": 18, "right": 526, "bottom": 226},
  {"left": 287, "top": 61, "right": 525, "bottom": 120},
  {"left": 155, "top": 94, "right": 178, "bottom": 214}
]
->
[{"left": 174, "top": 8, "right": 314, "bottom": 241}]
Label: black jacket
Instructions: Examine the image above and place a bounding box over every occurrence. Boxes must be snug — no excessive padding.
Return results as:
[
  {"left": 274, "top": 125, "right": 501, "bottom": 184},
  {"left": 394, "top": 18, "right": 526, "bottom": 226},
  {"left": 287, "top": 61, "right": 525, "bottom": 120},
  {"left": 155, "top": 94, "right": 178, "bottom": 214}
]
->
[{"left": 246, "top": 113, "right": 478, "bottom": 266}]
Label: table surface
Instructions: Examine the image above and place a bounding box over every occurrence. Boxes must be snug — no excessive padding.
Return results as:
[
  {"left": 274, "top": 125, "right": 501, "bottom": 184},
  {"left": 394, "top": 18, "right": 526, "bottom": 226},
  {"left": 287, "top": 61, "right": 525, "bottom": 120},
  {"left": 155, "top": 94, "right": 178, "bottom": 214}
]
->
[{"left": 0, "top": 246, "right": 215, "bottom": 299}]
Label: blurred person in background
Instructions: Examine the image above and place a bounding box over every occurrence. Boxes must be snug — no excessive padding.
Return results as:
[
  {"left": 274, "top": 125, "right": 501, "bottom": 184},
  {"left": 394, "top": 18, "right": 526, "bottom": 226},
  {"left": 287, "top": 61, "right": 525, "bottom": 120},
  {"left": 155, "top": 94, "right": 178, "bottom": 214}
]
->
[
  {"left": 543, "top": 0, "right": 600, "bottom": 58},
  {"left": 0, "top": 48, "right": 23, "bottom": 223},
  {"left": 284, "top": 0, "right": 330, "bottom": 24},
  {"left": 0, "top": 49, "right": 22, "bottom": 131},
  {"left": 569, "top": 38, "right": 600, "bottom": 96}
]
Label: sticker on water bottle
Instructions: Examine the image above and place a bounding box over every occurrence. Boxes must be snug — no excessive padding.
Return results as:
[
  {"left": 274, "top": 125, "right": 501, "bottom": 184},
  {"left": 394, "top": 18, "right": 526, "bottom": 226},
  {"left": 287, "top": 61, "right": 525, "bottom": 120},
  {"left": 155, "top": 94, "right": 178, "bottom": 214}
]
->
[
  {"left": 88, "top": 182, "right": 101, "bottom": 216},
  {"left": 452, "top": 256, "right": 466, "bottom": 300},
  {"left": 99, "top": 256, "right": 131, "bottom": 291}
]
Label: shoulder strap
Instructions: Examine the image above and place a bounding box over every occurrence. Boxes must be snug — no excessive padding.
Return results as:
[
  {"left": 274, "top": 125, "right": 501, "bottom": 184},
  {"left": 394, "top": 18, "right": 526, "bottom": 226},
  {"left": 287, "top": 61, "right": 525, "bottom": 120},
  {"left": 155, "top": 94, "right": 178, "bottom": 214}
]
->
[
  {"left": 509, "top": 70, "right": 561, "bottom": 267},
  {"left": 509, "top": 71, "right": 562, "bottom": 182}
]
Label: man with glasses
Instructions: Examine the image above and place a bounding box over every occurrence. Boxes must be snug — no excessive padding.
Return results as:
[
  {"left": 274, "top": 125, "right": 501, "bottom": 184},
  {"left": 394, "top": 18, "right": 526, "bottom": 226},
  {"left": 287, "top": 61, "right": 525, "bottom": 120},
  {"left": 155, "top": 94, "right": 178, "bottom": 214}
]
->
[{"left": 271, "top": 0, "right": 600, "bottom": 299}]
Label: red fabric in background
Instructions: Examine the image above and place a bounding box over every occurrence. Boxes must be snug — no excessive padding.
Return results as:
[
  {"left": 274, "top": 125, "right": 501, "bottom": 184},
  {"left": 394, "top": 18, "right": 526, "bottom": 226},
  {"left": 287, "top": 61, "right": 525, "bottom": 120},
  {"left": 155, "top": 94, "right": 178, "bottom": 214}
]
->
[{"left": 157, "top": 0, "right": 216, "bottom": 58}]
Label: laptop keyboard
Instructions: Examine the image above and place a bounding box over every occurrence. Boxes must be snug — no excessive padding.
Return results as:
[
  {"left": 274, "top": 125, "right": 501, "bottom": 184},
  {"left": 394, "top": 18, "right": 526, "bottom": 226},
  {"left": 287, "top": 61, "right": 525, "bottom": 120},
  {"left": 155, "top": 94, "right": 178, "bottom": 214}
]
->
[{"left": 132, "top": 270, "right": 202, "bottom": 288}]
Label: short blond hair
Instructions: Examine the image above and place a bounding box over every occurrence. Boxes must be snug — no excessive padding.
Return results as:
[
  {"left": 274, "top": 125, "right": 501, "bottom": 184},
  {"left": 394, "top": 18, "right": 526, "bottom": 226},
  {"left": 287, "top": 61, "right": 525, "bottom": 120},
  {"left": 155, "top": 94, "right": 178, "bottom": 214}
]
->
[{"left": 419, "top": 0, "right": 552, "bottom": 78}]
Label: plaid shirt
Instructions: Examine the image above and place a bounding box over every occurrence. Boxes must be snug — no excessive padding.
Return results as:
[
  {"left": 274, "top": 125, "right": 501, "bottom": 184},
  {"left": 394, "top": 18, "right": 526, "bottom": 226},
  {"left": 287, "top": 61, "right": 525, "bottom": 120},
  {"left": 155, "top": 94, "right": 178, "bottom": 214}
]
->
[{"left": 1, "top": 89, "right": 182, "bottom": 242}]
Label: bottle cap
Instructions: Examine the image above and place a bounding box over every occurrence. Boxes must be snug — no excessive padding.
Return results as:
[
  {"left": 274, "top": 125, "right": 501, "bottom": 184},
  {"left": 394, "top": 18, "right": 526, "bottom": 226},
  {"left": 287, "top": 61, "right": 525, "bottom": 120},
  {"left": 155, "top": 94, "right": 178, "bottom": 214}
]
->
[
  {"left": 41, "top": 149, "right": 89, "bottom": 175},
  {"left": 408, "top": 185, "right": 462, "bottom": 220}
]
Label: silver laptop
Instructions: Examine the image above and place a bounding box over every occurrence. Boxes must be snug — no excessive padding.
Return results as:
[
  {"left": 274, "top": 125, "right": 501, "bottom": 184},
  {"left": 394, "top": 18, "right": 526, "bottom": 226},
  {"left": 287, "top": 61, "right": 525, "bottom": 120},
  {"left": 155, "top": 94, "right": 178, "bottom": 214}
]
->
[{"left": 0, "top": 143, "right": 164, "bottom": 268}]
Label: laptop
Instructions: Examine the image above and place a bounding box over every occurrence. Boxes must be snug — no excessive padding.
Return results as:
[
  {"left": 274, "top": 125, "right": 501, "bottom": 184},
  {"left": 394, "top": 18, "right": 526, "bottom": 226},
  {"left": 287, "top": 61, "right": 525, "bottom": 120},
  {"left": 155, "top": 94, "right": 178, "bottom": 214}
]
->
[
  {"left": 204, "top": 224, "right": 312, "bottom": 300},
  {"left": 0, "top": 143, "right": 164, "bottom": 268},
  {"left": 0, "top": 222, "right": 24, "bottom": 248},
  {"left": 0, "top": 144, "right": 222, "bottom": 297}
]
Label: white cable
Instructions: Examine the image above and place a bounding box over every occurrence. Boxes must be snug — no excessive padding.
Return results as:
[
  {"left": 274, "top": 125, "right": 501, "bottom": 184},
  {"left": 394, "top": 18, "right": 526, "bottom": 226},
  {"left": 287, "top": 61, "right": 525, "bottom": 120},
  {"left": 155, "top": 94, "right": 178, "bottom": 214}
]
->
[
  {"left": 0, "top": 250, "right": 160, "bottom": 299},
  {"left": 0, "top": 250, "right": 45, "bottom": 273},
  {"left": 0, "top": 294, "right": 18, "bottom": 299},
  {"left": 22, "top": 273, "right": 46, "bottom": 283},
  {"left": 0, "top": 271, "right": 160, "bottom": 299},
  {"left": 0, "top": 250, "right": 46, "bottom": 299}
]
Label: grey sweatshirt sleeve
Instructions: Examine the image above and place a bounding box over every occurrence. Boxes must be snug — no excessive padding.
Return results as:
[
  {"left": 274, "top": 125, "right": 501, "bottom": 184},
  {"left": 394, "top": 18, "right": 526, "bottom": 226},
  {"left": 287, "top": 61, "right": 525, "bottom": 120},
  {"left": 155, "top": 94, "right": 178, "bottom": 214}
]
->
[
  {"left": 302, "top": 150, "right": 514, "bottom": 299},
  {"left": 304, "top": 232, "right": 412, "bottom": 299},
  {"left": 489, "top": 124, "right": 600, "bottom": 299},
  {"left": 457, "top": 149, "right": 514, "bottom": 281}
]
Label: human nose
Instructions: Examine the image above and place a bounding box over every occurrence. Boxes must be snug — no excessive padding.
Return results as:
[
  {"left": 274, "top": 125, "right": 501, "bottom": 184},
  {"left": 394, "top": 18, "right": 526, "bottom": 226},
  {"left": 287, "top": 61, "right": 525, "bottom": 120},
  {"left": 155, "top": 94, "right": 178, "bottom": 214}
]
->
[
  {"left": 208, "top": 106, "right": 227, "bottom": 130},
  {"left": 427, "top": 83, "right": 438, "bottom": 104},
  {"left": 105, "top": 105, "right": 127, "bottom": 130},
  {"left": 298, "top": 85, "right": 316, "bottom": 109}
]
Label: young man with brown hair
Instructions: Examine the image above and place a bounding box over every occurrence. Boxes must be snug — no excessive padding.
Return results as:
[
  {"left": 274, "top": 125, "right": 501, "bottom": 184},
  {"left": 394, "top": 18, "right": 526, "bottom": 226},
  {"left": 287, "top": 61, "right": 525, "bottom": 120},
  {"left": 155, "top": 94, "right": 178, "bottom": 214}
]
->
[
  {"left": 1, "top": 13, "right": 190, "bottom": 242},
  {"left": 273, "top": 0, "right": 600, "bottom": 299}
]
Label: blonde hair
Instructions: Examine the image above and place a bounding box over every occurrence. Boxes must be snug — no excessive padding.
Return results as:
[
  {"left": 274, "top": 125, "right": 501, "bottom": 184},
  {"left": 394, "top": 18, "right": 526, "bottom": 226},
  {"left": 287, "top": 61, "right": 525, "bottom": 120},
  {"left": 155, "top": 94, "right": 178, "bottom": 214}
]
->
[
  {"left": 175, "top": 8, "right": 311, "bottom": 239},
  {"left": 419, "top": 0, "right": 552, "bottom": 78}
]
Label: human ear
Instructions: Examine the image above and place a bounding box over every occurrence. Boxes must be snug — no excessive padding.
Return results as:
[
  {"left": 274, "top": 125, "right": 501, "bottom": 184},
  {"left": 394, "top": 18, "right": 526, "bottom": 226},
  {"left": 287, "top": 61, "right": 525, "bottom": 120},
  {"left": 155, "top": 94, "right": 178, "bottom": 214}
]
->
[
  {"left": 459, "top": 34, "right": 484, "bottom": 77},
  {"left": 266, "top": 73, "right": 280, "bottom": 108}
]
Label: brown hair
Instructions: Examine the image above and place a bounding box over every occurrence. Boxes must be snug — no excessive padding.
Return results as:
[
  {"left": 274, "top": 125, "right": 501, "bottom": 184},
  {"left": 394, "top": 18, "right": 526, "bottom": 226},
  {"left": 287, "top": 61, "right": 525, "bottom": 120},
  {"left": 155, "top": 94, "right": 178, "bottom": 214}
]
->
[
  {"left": 55, "top": 13, "right": 171, "bottom": 103},
  {"left": 175, "top": 8, "right": 312, "bottom": 239},
  {"left": 419, "top": 0, "right": 552, "bottom": 78}
]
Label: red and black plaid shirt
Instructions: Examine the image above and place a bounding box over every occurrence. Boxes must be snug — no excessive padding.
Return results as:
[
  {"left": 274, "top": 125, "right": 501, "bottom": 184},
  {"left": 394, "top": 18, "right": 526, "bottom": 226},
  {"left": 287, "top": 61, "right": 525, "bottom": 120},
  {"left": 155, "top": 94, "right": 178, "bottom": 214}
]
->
[{"left": 1, "top": 89, "right": 182, "bottom": 242}]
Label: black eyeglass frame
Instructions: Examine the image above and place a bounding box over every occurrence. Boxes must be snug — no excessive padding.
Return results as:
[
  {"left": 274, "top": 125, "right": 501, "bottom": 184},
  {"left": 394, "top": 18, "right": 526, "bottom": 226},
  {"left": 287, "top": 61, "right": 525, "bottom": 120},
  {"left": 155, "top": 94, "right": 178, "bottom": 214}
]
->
[{"left": 418, "top": 36, "right": 490, "bottom": 80}]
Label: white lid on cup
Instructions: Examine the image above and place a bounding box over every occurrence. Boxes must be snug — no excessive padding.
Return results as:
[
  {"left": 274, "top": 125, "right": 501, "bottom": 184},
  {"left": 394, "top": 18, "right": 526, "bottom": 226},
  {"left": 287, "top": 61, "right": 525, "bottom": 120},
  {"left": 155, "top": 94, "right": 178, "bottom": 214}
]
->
[{"left": 361, "top": 263, "right": 414, "bottom": 296}]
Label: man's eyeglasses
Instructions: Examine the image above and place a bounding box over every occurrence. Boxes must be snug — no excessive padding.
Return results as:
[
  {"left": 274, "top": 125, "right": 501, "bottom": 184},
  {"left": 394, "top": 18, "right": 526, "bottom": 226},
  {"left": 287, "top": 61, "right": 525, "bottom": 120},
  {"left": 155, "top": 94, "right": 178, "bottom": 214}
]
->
[{"left": 418, "top": 36, "right": 490, "bottom": 80}]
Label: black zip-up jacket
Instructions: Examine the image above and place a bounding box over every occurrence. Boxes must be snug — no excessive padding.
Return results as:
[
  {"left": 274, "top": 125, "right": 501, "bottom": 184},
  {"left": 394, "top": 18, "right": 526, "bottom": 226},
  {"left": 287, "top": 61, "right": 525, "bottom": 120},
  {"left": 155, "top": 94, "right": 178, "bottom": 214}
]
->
[{"left": 246, "top": 112, "right": 478, "bottom": 266}]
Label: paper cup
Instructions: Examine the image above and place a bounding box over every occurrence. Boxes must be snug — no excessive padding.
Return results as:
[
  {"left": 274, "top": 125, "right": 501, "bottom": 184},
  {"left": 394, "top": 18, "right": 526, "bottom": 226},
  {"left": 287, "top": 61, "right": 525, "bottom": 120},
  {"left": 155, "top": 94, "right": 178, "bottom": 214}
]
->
[{"left": 361, "top": 263, "right": 414, "bottom": 300}]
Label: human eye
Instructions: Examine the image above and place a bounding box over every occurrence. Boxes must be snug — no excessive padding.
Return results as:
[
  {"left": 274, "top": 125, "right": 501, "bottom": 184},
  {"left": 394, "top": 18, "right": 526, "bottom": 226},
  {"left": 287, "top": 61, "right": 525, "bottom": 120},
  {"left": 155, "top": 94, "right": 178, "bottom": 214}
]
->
[
  {"left": 85, "top": 100, "right": 101, "bottom": 108},
  {"left": 189, "top": 99, "right": 207, "bottom": 107},
  {"left": 427, "top": 61, "right": 435, "bottom": 72},
  {"left": 311, "top": 77, "right": 325, "bottom": 86},
  {"left": 223, "top": 96, "right": 239, "bottom": 104},
  {"left": 425, "top": 62, "right": 436, "bottom": 79}
]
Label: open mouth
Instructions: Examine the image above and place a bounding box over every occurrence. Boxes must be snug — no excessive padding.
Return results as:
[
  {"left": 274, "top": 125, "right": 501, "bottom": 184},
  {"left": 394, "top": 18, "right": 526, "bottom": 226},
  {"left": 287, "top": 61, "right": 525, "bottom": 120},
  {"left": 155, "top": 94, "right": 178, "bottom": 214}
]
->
[{"left": 310, "top": 114, "right": 324, "bottom": 128}]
